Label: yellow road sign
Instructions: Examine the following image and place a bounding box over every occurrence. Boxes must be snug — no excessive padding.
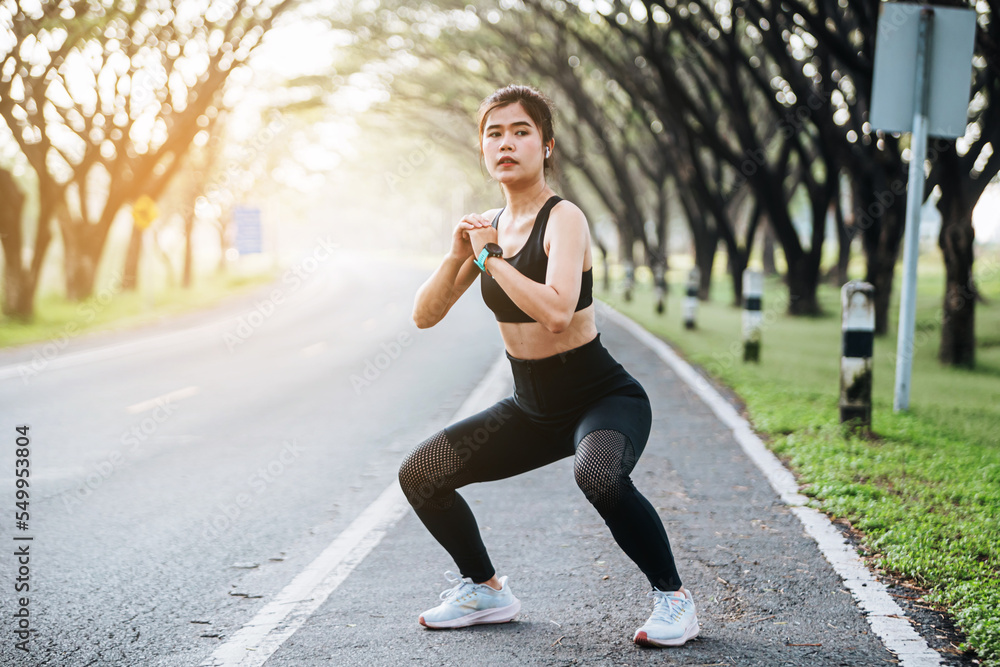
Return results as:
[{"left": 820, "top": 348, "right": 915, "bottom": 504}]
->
[{"left": 132, "top": 195, "right": 159, "bottom": 229}]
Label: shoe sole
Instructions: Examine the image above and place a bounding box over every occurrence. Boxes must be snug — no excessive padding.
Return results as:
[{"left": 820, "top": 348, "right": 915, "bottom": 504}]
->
[
  {"left": 419, "top": 599, "right": 521, "bottom": 629},
  {"left": 633, "top": 620, "right": 700, "bottom": 647}
]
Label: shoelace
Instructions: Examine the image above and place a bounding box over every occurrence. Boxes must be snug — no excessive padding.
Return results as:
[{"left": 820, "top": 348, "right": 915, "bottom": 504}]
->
[
  {"left": 647, "top": 590, "right": 689, "bottom": 623},
  {"left": 439, "top": 570, "right": 477, "bottom": 603}
]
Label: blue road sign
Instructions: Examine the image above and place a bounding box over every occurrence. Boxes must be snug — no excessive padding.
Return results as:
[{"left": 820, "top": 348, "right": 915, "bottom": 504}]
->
[{"left": 233, "top": 206, "right": 263, "bottom": 255}]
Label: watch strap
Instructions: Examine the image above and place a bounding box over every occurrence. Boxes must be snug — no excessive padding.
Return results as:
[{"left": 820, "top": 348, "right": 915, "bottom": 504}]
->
[
  {"left": 474, "top": 247, "right": 491, "bottom": 275},
  {"left": 474, "top": 244, "right": 502, "bottom": 277}
]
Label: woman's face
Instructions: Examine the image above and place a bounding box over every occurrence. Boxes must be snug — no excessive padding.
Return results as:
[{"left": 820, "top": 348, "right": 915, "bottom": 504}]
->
[{"left": 481, "top": 102, "right": 551, "bottom": 185}]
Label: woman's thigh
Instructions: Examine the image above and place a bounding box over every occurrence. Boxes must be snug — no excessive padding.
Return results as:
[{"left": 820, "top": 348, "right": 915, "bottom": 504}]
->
[
  {"left": 444, "top": 397, "right": 576, "bottom": 485},
  {"left": 572, "top": 389, "right": 652, "bottom": 457}
]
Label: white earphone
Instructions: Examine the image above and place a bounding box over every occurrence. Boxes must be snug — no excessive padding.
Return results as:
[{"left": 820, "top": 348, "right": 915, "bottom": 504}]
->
[{"left": 545, "top": 147, "right": 551, "bottom": 158}]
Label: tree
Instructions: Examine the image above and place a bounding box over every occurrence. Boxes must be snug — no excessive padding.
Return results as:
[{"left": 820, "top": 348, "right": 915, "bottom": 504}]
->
[
  {"left": 928, "top": 0, "right": 1000, "bottom": 367},
  {"left": 0, "top": 0, "right": 296, "bottom": 318},
  {"left": 0, "top": 166, "right": 29, "bottom": 317},
  {"left": 781, "top": 0, "right": 999, "bottom": 352},
  {"left": 527, "top": 0, "right": 834, "bottom": 313}
]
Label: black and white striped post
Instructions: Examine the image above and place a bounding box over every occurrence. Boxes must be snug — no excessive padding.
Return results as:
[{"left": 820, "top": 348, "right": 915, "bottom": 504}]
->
[
  {"left": 683, "top": 267, "right": 700, "bottom": 330},
  {"left": 840, "top": 281, "right": 876, "bottom": 431},
  {"left": 742, "top": 270, "right": 763, "bottom": 362}
]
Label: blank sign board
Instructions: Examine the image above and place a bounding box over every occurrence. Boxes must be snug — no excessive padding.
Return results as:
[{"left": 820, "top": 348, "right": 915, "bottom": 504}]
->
[{"left": 869, "top": 3, "right": 978, "bottom": 139}]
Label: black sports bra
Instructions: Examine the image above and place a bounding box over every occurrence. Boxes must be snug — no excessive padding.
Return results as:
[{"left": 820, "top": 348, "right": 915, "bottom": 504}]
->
[{"left": 480, "top": 195, "right": 594, "bottom": 323}]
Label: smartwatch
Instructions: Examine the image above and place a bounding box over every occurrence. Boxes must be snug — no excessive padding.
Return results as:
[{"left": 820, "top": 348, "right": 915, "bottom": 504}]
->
[{"left": 474, "top": 242, "right": 503, "bottom": 276}]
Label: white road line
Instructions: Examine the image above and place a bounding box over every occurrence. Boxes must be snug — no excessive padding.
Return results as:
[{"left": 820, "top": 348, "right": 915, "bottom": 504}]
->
[
  {"left": 201, "top": 351, "right": 512, "bottom": 667},
  {"left": 602, "top": 304, "right": 942, "bottom": 667},
  {"left": 126, "top": 386, "right": 201, "bottom": 414}
]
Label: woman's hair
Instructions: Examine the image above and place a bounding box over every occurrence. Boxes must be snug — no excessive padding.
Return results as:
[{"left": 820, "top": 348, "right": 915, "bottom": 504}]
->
[{"left": 477, "top": 84, "right": 555, "bottom": 173}]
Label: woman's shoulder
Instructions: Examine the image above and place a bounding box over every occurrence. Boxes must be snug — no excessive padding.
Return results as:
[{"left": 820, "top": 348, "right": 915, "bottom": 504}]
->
[
  {"left": 543, "top": 198, "right": 590, "bottom": 253},
  {"left": 548, "top": 198, "right": 588, "bottom": 228}
]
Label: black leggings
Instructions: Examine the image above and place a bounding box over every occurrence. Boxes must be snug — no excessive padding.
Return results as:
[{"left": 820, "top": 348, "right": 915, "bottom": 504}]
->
[{"left": 398, "top": 334, "right": 682, "bottom": 592}]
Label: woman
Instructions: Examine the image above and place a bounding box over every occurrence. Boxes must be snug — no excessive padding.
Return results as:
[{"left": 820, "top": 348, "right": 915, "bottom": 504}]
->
[{"left": 398, "top": 84, "right": 698, "bottom": 648}]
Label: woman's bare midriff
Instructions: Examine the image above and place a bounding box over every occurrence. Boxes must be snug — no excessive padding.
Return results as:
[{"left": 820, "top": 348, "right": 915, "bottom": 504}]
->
[{"left": 497, "top": 304, "right": 599, "bottom": 360}]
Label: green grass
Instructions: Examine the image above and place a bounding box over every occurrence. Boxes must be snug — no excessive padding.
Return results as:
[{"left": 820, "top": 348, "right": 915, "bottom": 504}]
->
[
  {"left": 599, "top": 249, "right": 1000, "bottom": 665},
  {"left": 0, "top": 268, "right": 278, "bottom": 349}
]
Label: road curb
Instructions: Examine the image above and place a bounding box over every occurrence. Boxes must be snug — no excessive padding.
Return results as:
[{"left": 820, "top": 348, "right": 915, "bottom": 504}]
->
[{"left": 601, "top": 302, "right": 943, "bottom": 667}]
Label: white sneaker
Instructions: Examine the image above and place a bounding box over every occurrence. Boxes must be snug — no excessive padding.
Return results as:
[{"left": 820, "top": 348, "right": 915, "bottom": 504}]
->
[
  {"left": 633, "top": 588, "right": 700, "bottom": 647},
  {"left": 418, "top": 570, "right": 521, "bottom": 629}
]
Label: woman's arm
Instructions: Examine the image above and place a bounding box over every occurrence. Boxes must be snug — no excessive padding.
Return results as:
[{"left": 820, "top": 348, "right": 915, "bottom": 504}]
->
[
  {"left": 412, "top": 255, "right": 480, "bottom": 329},
  {"left": 412, "top": 212, "right": 498, "bottom": 329},
  {"left": 470, "top": 202, "right": 589, "bottom": 334}
]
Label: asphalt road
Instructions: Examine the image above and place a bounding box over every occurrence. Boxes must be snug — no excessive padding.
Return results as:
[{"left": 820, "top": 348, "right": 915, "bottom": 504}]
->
[{"left": 0, "top": 249, "right": 919, "bottom": 666}]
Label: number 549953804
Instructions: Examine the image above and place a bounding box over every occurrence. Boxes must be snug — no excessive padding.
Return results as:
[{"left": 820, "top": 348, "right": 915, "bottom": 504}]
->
[{"left": 14, "top": 425, "right": 30, "bottom": 528}]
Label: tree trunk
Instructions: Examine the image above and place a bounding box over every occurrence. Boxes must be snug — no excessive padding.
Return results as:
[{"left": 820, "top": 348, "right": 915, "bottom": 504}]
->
[
  {"left": 0, "top": 169, "right": 33, "bottom": 319},
  {"left": 592, "top": 235, "right": 611, "bottom": 292},
  {"left": 2, "top": 270, "right": 34, "bottom": 319},
  {"left": 620, "top": 218, "right": 635, "bottom": 302},
  {"left": 786, "top": 252, "right": 822, "bottom": 315},
  {"left": 934, "top": 140, "right": 983, "bottom": 368},
  {"left": 692, "top": 227, "right": 717, "bottom": 300},
  {"left": 655, "top": 176, "right": 670, "bottom": 280},
  {"left": 866, "top": 251, "right": 897, "bottom": 337},
  {"left": 833, "top": 198, "right": 851, "bottom": 286},
  {"left": 653, "top": 261, "right": 667, "bottom": 314},
  {"left": 719, "top": 226, "right": 744, "bottom": 308},
  {"left": 600, "top": 244, "right": 610, "bottom": 291},
  {"left": 753, "top": 176, "right": 816, "bottom": 316},
  {"left": 653, "top": 182, "right": 670, "bottom": 314},
  {"left": 122, "top": 224, "right": 144, "bottom": 291},
  {"left": 857, "top": 171, "right": 907, "bottom": 336},
  {"left": 937, "top": 198, "right": 976, "bottom": 368},
  {"left": 182, "top": 209, "right": 194, "bottom": 289},
  {"left": 729, "top": 247, "right": 747, "bottom": 308},
  {"left": 761, "top": 219, "right": 777, "bottom": 276},
  {"left": 216, "top": 213, "right": 230, "bottom": 274},
  {"left": 63, "top": 230, "right": 102, "bottom": 301},
  {"left": 789, "top": 192, "right": 830, "bottom": 315}
]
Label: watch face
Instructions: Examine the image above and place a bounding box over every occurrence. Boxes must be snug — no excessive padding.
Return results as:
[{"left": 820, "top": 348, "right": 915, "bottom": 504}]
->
[{"left": 485, "top": 242, "right": 503, "bottom": 256}]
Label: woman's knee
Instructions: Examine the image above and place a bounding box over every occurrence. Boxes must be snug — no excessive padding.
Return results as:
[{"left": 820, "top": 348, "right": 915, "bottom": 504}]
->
[
  {"left": 574, "top": 430, "right": 632, "bottom": 508},
  {"left": 399, "top": 461, "right": 452, "bottom": 512},
  {"left": 574, "top": 457, "right": 621, "bottom": 506},
  {"left": 396, "top": 454, "right": 423, "bottom": 496},
  {"left": 398, "top": 430, "right": 462, "bottom": 508}
]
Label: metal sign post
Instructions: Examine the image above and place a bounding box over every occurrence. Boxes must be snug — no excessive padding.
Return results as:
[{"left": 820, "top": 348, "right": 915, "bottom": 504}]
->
[{"left": 893, "top": 9, "right": 934, "bottom": 412}]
